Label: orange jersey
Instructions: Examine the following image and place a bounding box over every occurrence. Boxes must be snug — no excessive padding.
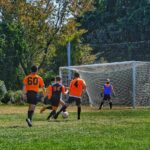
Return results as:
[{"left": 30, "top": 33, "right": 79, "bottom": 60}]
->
[
  {"left": 23, "top": 73, "right": 44, "bottom": 93},
  {"left": 69, "top": 78, "right": 86, "bottom": 97},
  {"left": 46, "top": 85, "right": 52, "bottom": 99},
  {"left": 46, "top": 83, "right": 65, "bottom": 99}
]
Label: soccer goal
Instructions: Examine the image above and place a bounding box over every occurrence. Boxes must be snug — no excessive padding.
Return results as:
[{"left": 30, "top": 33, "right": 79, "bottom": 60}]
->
[{"left": 59, "top": 61, "right": 150, "bottom": 108}]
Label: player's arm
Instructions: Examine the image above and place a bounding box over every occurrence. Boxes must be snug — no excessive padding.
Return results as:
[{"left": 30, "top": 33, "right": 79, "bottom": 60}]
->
[
  {"left": 62, "top": 86, "right": 69, "bottom": 95},
  {"left": 64, "top": 86, "right": 69, "bottom": 94},
  {"left": 22, "top": 77, "right": 27, "bottom": 100},
  {"left": 111, "top": 85, "right": 116, "bottom": 96},
  {"left": 39, "top": 77, "right": 46, "bottom": 96},
  {"left": 46, "top": 86, "right": 52, "bottom": 99},
  {"left": 81, "top": 80, "right": 86, "bottom": 95}
]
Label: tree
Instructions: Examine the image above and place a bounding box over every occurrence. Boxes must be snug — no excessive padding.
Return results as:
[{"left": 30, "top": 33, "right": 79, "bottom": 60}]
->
[
  {"left": 0, "top": 0, "right": 95, "bottom": 89},
  {"left": 79, "top": 0, "right": 150, "bottom": 62}
]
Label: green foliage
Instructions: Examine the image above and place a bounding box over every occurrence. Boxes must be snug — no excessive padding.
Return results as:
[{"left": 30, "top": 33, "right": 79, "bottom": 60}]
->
[
  {"left": 79, "top": 0, "right": 150, "bottom": 62},
  {"left": 0, "top": 80, "right": 7, "bottom": 101},
  {"left": 1, "top": 90, "right": 14, "bottom": 104},
  {"left": 0, "top": 0, "right": 95, "bottom": 90},
  {"left": 13, "top": 90, "right": 25, "bottom": 104},
  {"left": 42, "top": 71, "right": 56, "bottom": 87},
  {"left": 1, "top": 90, "right": 25, "bottom": 104}
]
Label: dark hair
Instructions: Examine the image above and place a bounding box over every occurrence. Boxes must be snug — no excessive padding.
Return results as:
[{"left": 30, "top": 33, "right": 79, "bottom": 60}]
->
[
  {"left": 31, "top": 65, "right": 38, "bottom": 73},
  {"left": 51, "top": 77, "right": 55, "bottom": 82},
  {"left": 56, "top": 76, "right": 61, "bottom": 81},
  {"left": 74, "top": 72, "right": 80, "bottom": 78}
]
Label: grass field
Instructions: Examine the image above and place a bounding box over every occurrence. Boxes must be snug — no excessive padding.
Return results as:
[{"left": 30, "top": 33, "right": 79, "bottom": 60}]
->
[{"left": 0, "top": 105, "right": 149, "bottom": 150}]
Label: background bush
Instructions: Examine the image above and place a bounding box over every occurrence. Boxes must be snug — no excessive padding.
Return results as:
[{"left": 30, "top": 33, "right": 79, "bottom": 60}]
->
[{"left": 0, "top": 80, "right": 7, "bottom": 102}]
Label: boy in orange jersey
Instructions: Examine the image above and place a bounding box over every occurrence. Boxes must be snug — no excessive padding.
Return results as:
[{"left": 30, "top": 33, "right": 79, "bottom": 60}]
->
[
  {"left": 40, "top": 77, "right": 67, "bottom": 120},
  {"left": 54, "top": 72, "right": 86, "bottom": 120},
  {"left": 23, "top": 65, "right": 45, "bottom": 127},
  {"left": 99, "top": 79, "right": 115, "bottom": 110},
  {"left": 40, "top": 77, "right": 55, "bottom": 113},
  {"left": 46, "top": 76, "right": 67, "bottom": 120}
]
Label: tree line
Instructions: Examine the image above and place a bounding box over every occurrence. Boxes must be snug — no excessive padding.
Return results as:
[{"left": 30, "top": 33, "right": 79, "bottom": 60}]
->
[
  {"left": 0, "top": 0, "right": 150, "bottom": 90},
  {"left": 0, "top": 0, "right": 95, "bottom": 90},
  {"left": 80, "top": 0, "right": 150, "bottom": 62}
]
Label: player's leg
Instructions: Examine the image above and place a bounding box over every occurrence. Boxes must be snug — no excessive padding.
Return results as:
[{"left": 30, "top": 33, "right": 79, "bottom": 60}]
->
[
  {"left": 59, "top": 99, "right": 67, "bottom": 112},
  {"left": 99, "top": 98, "right": 105, "bottom": 110},
  {"left": 26, "top": 91, "right": 37, "bottom": 127},
  {"left": 76, "top": 97, "right": 81, "bottom": 120},
  {"left": 40, "top": 105, "right": 52, "bottom": 113},
  {"left": 47, "top": 106, "right": 57, "bottom": 120},
  {"left": 47, "top": 98, "right": 59, "bottom": 120},
  {"left": 53, "top": 97, "right": 73, "bottom": 119},
  {"left": 40, "top": 96, "right": 52, "bottom": 113},
  {"left": 40, "top": 106, "right": 46, "bottom": 113},
  {"left": 27, "top": 104, "right": 35, "bottom": 121},
  {"left": 108, "top": 95, "right": 112, "bottom": 109}
]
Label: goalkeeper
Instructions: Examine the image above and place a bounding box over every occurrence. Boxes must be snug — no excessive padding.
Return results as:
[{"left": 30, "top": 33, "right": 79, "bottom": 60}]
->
[{"left": 99, "top": 79, "right": 115, "bottom": 110}]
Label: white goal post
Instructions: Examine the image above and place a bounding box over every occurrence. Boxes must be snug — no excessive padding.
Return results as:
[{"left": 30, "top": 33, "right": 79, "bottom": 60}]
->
[{"left": 59, "top": 61, "right": 150, "bottom": 108}]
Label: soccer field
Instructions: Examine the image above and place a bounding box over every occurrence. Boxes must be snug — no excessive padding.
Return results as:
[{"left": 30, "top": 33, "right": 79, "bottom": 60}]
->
[{"left": 0, "top": 105, "right": 149, "bottom": 150}]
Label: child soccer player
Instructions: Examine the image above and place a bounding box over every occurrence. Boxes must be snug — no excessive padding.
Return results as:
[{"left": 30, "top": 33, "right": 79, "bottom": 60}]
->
[
  {"left": 46, "top": 76, "right": 68, "bottom": 120},
  {"left": 23, "top": 65, "right": 45, "bottom": 127},
  {"left": 99, "top": 78, "right": 115, "bottom": 109},
  {"left": 54, "top": 72, "right": 86, "bottom": 120}
]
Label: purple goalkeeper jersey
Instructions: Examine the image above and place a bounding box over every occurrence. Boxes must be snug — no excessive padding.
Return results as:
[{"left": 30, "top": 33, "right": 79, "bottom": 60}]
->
[{"left": 104, "top": 84, "right": 112, "bottom": 94}]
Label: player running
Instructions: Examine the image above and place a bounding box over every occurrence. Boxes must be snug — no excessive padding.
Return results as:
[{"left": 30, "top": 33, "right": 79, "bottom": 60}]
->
[
  {"left": 40, "top": 77, "right": 55, "bottom": 113},
  {"left": 46, "top": 76, "right": 67, "bottom": 120},
  {"left": 40, "top": 77, "right": 67, "bottom": 120},
  {"left": 54, "top": 72, "right": 86, "bottom": 120},
  {"left": 99, "top": 78, "right": 115, "bottom": 110},
  {"left": 23, "top": 65, "right": 45, "bottom": 127}
]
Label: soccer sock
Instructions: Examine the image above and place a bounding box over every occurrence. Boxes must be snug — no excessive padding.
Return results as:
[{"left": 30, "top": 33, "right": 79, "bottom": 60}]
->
[
  {"left": 109, "top": 102, "right": 112, "bottom": 109},
  {"left": 53, "top": 105, "right": 67, "bottom": 119},
  {"left": 57, "top": 105, "right": 67, "bottom": 115},
  {"left": 77, "top": 106, "right": 81, "bottom": 120},
  {"left": 47, "top": 110, "right": 56, "bottom": 120},
  {"left": 28, "top": 110, "right": 34, "bottom": 121}
]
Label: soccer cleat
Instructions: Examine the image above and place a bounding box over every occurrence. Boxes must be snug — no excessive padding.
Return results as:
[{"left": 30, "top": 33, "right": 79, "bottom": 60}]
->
[{"left": 26, "top": 118, "right": 32, "bottom": 127}]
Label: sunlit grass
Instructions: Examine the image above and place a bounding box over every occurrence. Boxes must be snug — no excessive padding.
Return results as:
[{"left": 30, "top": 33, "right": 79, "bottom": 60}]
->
[{"left": 0, "top": 105, "right": 149, "bottom": 150}]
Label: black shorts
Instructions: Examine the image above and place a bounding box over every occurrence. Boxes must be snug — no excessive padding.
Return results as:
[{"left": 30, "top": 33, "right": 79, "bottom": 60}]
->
[
  {"left": 43, "top": 96, "right": 52, "bottom": 105},
  {"left": 27, "top": 91, "right": 38, "bottom": 105},
  {"left": 51, "top": 98, "right": 60, "bottom": 107},
  {"left": 67, "top": 96, "right": 81, "bottom": 106},
  {"left": 103, "top": 94, "right": 111, "bottom": 101}
]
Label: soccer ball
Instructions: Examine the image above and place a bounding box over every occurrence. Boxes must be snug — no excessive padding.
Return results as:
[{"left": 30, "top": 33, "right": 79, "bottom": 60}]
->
[{"left": 62, "top": 111, "right": 69, "bottom": 119}]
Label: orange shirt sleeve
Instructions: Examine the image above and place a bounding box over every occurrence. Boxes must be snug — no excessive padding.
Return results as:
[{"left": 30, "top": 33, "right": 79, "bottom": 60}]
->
[
  {"left": 47, "top": 85, "right": 52, "bottom": 99},
  {"left": 39, "top": 76, "right": 44, "bottom": 88},
  {"left": 61, "top": 85, "right": 65, "bottom": 93}
]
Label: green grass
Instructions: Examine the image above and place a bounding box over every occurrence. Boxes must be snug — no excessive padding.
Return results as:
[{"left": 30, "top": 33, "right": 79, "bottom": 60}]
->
[{"left": 0, "top": 105, "right": 149, "bottom": 150}]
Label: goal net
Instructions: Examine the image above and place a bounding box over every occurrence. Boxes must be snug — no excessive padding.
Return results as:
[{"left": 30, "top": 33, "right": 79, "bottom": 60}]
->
[{"left": 59, "top": 61, "right": 150, "bottom": 108}]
